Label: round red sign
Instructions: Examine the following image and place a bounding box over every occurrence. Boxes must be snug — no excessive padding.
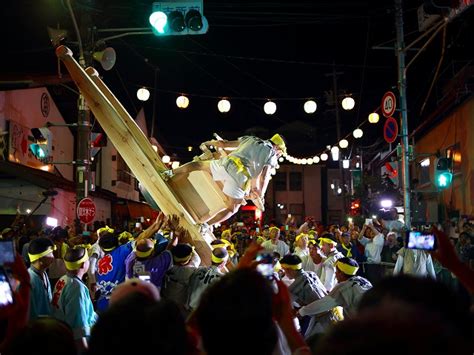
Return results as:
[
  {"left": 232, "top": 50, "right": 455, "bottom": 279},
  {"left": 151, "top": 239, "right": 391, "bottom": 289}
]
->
[
  {"left": 77, "top": 197, "right": 96, "bottom": 224},
  {"left": 383, "top": 117, "right": 399, "bottom": 144},
  {"left": 381, "top": 91, "right": 396, "bottom": 118}
]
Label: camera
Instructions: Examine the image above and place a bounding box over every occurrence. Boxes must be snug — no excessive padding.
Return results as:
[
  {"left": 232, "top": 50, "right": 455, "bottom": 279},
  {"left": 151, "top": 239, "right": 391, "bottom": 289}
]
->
[
  {"left": 256, "top": 252, "right": 274, "bottom": 278},
  {"left": 405, "top": 230, "right": 437, "bottom": 251},
  {"left": 0, "top": 240, "right": 15, "bottom": 265}
]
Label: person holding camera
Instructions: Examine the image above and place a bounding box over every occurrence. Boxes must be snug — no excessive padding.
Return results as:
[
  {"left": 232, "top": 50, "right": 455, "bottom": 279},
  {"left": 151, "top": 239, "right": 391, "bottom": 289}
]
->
[{"left": 393, "top": 233, "right": 436, "bottom": 279}]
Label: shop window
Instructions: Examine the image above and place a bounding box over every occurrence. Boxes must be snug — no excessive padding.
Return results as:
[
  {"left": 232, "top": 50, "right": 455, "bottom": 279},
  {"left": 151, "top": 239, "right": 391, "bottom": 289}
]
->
[
  {"left": 289, "top": 172, "right": 302, "bottom": 191},
  {"left": 274, "top": 172, "right": 287, "bottom": 191}
]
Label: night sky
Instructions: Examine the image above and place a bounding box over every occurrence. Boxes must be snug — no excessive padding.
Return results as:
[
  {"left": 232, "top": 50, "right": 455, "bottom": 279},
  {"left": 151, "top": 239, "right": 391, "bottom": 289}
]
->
[{"left": 1, "top": 0, "right": 472, "bottom": 163}]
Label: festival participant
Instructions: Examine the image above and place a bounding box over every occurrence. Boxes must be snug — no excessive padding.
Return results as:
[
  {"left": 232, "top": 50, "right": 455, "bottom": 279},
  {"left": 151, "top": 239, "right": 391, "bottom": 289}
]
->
[
  {"left": 297, "top": 258, "right": 372, "bottom": 320},
  {"left": 162, "top": 243, "right": 201, "bottom": 316},
  {"left": 95, "top": 213, "right": 167, "bottom": 311},
  {"left": 172, "top": 134, "right": 286, "bottom": 225},
  {"left": 187, "top": 247, "right": 228, "bottom": 312},
  {"left": 279, "top": 254, "right": 337, "bottom": 337},
  {"left": 310, "top": 234, "right": 343, "bottom": 291},
  {"left": 261, "top": 226, "right": 290, "bottom": 257},
  {"left": 52, "top": 246, "right": 97, "bottom": 352},
  {"left": 27, "top": 237, "right": 56, "bottom": 320}
]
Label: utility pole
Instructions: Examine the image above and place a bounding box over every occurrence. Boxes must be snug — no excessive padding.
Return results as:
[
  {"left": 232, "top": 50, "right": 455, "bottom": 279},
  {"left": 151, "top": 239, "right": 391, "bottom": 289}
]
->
[
  {"left": 395, "top": 0, "right": 411, "bottom": 228},
  {"left": 326, "top": 65, "right": 347, "bottom": 223},
  {"left": 66, "top": 0, "right": 92, "bottom": 231}
]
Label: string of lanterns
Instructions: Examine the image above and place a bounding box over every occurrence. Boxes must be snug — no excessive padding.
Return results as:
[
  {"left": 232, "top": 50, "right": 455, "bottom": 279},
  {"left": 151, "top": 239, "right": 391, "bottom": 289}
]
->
[
  {"left": 137, "top": 87, "right": 382, "bottom": 166},
  {"left": 136, "top": 87, "right": 353, "bottom": 115}
]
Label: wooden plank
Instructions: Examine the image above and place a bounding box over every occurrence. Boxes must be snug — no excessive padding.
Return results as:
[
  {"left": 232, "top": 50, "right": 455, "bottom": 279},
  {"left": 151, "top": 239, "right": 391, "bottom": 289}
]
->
[{"left": 56, "top": 46, "right": 213, "bottom": 265}]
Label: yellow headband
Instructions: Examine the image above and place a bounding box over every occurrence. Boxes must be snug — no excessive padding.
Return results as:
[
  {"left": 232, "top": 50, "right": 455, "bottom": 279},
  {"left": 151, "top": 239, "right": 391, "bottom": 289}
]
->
[
  {"left": 273, "top": 261, "right": 282, "bottom": 273},
  {"left": 280, "top": 263, "right": 302, "bottom": 270},
  {"left": 29, "top": 245, "right": 56, "bottom": 263},
  {"left": 336, "top": 261, "right": 359, "bottom": 276},
  {"left": 270, "top": 134, "right": 287, "bottom": 154},
  {"left": 97, "top": 226, "right": 114, "bottom": 236},
  {"left": 173, "top": 252, "right": 193, "bottom": 263},
  {"left": 135, "top": 240, "right": 156, "bottom": 258},
  {"left": 319, "top": 237, "right": 337, "bottom": 247},
  {"left": 64, "top": 252, "right": 89, "bottom": 270},
  {"left": 211, "top": 253, "right": 228, "bottom": 264},
  {"left": 102, "top": 246, "right": 116, "bottom": 252},
  {"left": 295, "top": 234, "right": 307, "bottom": 243},
  {"left": 211, "top": 243, "right": 226, "bottom": 249},
  {"left": 76, "top": 243, "right": 92, "bottom": 250},
  {"left": 119, "top": 231, "right": 133, "bottom": 241},
  {"left": 269, "top": 226, "right": 280, "bottom": 233}
]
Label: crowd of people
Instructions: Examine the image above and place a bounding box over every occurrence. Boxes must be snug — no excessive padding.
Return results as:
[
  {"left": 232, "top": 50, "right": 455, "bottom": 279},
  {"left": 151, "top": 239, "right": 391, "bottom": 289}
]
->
[{"left": 0, "top": 211, "right": 473, "bottom": 354}]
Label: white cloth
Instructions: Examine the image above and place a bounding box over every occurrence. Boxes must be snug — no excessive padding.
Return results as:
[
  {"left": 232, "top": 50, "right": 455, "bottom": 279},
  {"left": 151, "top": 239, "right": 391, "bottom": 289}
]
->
[
  {"left": 261, "top": 239, "right": 290, "bottom": 257},
  {"left": 210, "top": 136, "right": 278, "bottom": 199},
  {"left": 360, "top": 234, "right": 384, "bottom": 263},
  {"left": 299, "top": 276, "right": 372, "bottom": 319},
  {"left": 393, "top": 248, "right": 436, "bottom": 278}
]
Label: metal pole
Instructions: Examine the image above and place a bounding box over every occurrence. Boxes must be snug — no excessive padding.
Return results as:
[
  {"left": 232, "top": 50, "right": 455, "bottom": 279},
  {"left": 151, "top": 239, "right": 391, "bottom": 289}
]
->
[{"left": 395, "top": 0, "right": 411, "bottom": 228}]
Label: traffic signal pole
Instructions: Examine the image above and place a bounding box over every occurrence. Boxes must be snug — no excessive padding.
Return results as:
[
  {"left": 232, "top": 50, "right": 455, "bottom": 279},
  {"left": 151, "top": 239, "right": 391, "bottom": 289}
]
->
[{"left": 395, "top": 0, "right": 411, "bottom": 229}]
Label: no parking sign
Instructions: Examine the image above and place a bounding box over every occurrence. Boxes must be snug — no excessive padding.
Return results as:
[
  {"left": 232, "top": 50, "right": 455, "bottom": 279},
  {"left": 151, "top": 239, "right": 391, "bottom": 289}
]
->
[{"left": 383, "top": 117, "right": 398, "bottom": 144}]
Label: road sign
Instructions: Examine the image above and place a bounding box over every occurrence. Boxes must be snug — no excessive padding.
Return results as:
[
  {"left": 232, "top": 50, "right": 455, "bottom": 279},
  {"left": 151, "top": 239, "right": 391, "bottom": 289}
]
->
[
  {"left": 383, "top": 117, "right": 398, "bottom": 144},
  {"left": 381, "top": 91, "right": 396, "bottom": 118},
  {"left": 77, "top": 197, "right": 96, "bottom": 224}
]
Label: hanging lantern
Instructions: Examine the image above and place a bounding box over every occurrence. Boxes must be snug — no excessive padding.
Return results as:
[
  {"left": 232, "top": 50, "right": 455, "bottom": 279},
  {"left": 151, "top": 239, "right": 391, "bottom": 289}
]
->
[
  {"left": 320, "top": 153, "right": 329, "bottom": 161},
  {"left": 304, "top": 100, "right": 317, "bottom": 114},
  {"left": 162, "top": 155, "right": 171, "bottom": 163},
  {"left": 353, "top": 128, "right": 364, "bottom": 139},
  {"left": 341, "top": 96, "right": 355, "bottom": 111},
  {"left": 339, "top": 139, "right": 349, "bottom": 149},
  {"left": 313, "top": 156, "right": 320, "bottom": 164},
  {"left": 176, "top": 95, "right": 189, "bottom": 109},
  {"left": 368, "top": 112, "right": 380, "bottom": 123},
  {"left": 264, "top": 101, "right": 277, "bottom": 115},
  {"left": 217, "top": 98, "right": 231, "bottom": 113},
  {"left": 137, "top": 87, "right": 150, "bottom": 101}
]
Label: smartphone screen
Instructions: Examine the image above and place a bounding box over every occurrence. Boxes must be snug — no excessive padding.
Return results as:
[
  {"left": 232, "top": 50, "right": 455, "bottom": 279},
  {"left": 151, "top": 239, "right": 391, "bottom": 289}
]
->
[
  {"left": 406, "top": 231, "right": 437, "bottom": 251},
  {"left": 138, "top": 274, "right": 151, "bottom": 282},
  {"left": 0, "top": 240, "right": 15, "bottom": 265},
  {"left": 255, "top": 227, "right": 260, "bottom": 233},
  {"left": 285, "top": 225, "right": 289, "bottom": 231},
  {"left": 0, "top": 268, "right": 14, "bottom": 307},
  {"left": 256, "top": 253, "right": 274, "bottom": 278},
  {"left": 365, "top": 218, "right": 372, "bottom": 225}
]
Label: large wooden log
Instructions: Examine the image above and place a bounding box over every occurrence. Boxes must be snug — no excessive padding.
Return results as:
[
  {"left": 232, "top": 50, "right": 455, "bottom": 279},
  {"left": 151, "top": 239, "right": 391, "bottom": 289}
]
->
[{"left": 56, "top": 45, "right": 213, "bottom": 265}]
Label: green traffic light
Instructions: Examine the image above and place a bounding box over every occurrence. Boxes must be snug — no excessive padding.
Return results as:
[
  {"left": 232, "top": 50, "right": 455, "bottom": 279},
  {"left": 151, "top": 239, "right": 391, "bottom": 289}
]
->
[
  {"left": 437, "top": 171, "right": 452, "bottom": 188},
  {"left": 149, "top": 11, "right": 167, "bottom": 34}
]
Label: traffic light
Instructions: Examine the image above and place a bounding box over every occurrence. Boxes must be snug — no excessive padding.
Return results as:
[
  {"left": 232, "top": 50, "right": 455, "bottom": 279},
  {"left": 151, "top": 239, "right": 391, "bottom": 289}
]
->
[
  {"left": 149, "top": 1, "right": 209, "bottom": 36},
  {"left": 434, "top": 157, "right": 452, "bottom": 189},
  {"left": 29, "top": 127, "right": 52, "bottom": 162}
]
